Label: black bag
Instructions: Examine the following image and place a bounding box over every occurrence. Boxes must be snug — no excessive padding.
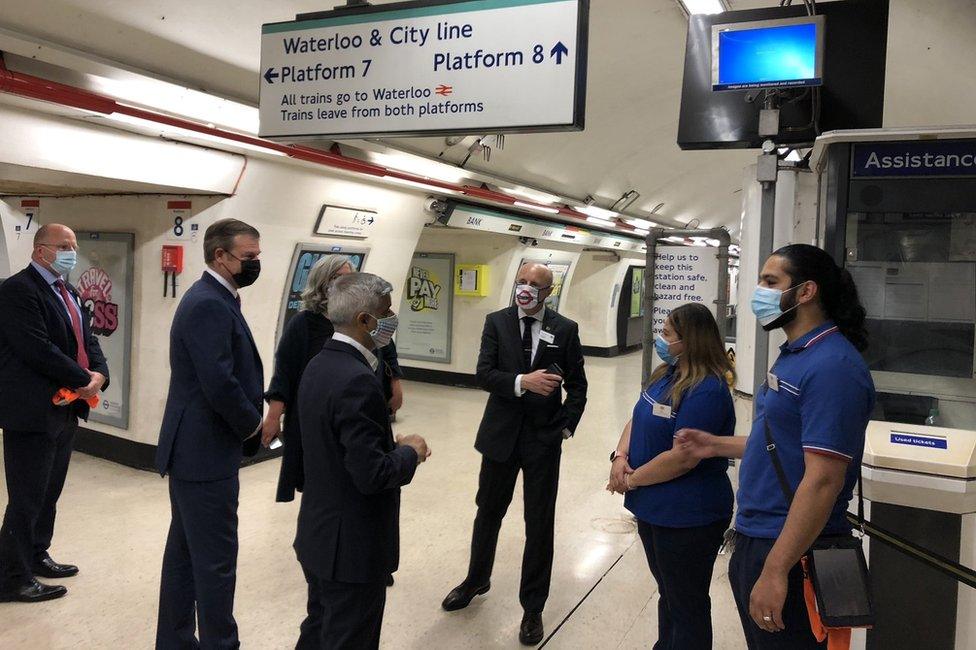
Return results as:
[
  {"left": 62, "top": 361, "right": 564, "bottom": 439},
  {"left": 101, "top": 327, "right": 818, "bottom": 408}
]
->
[{"left": 763, "top": 414, "right": 875, "bottom": 628}]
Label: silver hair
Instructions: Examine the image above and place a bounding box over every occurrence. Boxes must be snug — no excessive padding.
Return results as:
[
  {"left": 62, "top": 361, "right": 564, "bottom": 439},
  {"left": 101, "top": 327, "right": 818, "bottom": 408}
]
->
[
  {"left": 301, "top": 255, "right": 351, "bottom": 315},
  {"left": 327, "top": 272, "right": 393, "bottom": 326}
]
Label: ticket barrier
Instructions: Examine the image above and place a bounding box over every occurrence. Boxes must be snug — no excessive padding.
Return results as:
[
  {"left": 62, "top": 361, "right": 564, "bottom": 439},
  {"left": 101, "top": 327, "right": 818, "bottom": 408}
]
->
[{"left": 855, "top": 422, "right": 976, "bottom": 650}]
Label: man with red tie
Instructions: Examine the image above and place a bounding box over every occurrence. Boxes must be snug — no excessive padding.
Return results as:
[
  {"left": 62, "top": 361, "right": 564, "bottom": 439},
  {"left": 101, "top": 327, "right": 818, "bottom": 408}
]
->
[{"left": 0, "top": 223, "right": 109, "bottom": 603}]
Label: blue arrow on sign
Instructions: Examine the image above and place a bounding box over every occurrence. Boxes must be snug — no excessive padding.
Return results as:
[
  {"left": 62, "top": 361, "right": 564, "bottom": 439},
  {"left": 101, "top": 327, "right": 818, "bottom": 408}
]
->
[
  {"left": 264, "top": 68, "right": 279, "bottom": 84},
  {"left": 550, "top": 41, "right": 569, "bottom": 64}
]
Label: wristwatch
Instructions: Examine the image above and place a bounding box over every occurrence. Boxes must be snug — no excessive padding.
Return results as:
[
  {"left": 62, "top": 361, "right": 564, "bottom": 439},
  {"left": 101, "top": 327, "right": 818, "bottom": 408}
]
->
[{"left": 609, "top": 450, "right": 627, "bottom": 462}]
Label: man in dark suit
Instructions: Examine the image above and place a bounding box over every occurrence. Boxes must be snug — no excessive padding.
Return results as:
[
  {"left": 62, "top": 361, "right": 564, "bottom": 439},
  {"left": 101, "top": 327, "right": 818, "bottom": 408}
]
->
[
  {"left": 295, "top": 272, "right": 430, "bottom": 649},
  {"left": 155, "top": 218, "right": 264, "bottom": 649},
  {"left": 0, "top": 224, "right": 109, "bottom": 603},
  {"left": 442, "top": 262, "right": 588, "bottom": 645}
]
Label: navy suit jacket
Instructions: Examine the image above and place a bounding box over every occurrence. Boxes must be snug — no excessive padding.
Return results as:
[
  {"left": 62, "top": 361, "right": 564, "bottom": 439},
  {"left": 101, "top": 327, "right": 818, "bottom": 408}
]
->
[
  {"left": 475, "top": 306, "right": 588, "bottom": 462},
  {"left": 294, "top": 339, "right": 418, "bottom": 583},
  {"left": 0, "top": 265, "right": 110, "bottom": 433},
  {"left": 155, "top": 273, "right": 263, "bottom": 481}
]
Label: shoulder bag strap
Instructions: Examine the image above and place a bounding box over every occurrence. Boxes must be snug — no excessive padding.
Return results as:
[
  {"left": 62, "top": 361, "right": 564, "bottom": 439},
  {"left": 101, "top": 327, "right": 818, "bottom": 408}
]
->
[{"left": 762, "top": 395, "right": 796, "bottom": 507}]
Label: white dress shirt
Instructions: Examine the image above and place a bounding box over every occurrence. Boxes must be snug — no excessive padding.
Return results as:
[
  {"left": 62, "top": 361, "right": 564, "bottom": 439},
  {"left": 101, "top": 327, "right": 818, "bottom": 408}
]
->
[
  {"left": 332, "top": 332, "right": 379, "bottom": 372},
  {"left": 205, "top": 267, "right": 238, "bottom": 298},
  {"left": 514, "top": 307, "right": 546, "bottom": 397}
]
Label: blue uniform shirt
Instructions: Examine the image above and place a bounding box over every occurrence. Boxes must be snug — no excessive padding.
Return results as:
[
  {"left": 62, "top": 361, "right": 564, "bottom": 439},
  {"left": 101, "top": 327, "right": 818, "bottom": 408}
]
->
[
  {"left": 625, "top": 368, "right": 735, "bottom": 528},
  {"left": 735, "top": 322, "right": 876, "bottom": 539}
]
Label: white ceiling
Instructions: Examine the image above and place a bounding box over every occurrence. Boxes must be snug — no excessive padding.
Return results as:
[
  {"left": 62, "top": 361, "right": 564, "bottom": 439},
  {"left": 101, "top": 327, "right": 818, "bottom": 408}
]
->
[{"left": 1, "top": 0, "right": 975, "bottom": 236}]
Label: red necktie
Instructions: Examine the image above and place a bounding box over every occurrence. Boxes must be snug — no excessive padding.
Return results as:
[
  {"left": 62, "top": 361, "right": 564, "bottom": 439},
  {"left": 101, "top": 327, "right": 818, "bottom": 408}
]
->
[{"left": 55, "top": 279, "right": 90, "bottom": 370}]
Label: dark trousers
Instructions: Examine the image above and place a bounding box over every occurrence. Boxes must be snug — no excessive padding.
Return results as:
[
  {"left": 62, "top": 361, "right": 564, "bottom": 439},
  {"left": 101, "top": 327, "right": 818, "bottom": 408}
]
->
[
  {"left": 729, "top": 534, "right": 826, "bottom": 650},
  {"left": 466, "top": 430, "right": 561, "bottom": 614},
  {"left": 157, "top": 475, "right": 240, "bottom": 650},
  {"left": 296, "top": 567, "right": 386, "bottom": 650},
  {"left": 0, "top": 419, "right": 77, "bottom": 589},
  {"left": 637, "top": 518, "right": 729, "bottom": 650}
]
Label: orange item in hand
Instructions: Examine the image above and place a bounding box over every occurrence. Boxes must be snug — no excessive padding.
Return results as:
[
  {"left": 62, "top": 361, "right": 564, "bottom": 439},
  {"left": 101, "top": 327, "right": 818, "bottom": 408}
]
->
[{"left": 52, "top": 387, "right": 100, "bottom": 409}]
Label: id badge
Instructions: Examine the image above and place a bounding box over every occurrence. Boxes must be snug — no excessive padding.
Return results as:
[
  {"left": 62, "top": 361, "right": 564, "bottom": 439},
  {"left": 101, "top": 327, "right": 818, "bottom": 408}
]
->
[
  {"left": 767, "top": 372, "right": 779, "bottom": 392},
  {"left": 652, "top": 403, "right": 672, "bottom": 419},
  {"left": 539, "top": 330, "right": 555, "bottom": 344}
]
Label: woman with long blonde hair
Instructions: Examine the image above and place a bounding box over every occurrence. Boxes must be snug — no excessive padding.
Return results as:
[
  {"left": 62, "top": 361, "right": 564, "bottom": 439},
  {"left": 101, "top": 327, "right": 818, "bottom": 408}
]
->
[{"left": 607, "top": 302, "right": 735, "bottom": 650}]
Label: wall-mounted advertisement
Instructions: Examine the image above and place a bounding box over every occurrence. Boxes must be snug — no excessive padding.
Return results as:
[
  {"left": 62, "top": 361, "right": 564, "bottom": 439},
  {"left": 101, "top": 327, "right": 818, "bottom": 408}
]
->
[
  {"left": 631, "top": 267, "right": 645, "bottom": 318},
  {"left": 397, "top": 253, "right": 454, "bottom": 363},
  {"left": 513, "top": 258, "right": 571, "bottom": 313},
  {"left": 277, "top": 243, "right": 368, "bottom": 342},
  {"left": 72, "top": 232, "right": 134, "bottom": 429}
]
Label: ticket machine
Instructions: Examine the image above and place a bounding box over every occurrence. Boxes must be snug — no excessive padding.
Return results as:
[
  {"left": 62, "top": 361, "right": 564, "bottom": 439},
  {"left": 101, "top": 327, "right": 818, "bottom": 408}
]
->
[{"left": 814, "top": 128, "right": 976, "bottom": 650}]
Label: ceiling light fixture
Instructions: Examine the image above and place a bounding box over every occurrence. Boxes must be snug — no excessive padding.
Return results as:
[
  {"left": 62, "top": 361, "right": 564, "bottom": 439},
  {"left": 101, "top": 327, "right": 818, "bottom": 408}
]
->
[
  {"left": 580, "top": 205, "right": 618, "bottom": 221},
  {"left": 676, "top": 0, "right": 726, "bottom": 16},
  {"left": 624, "top": 217, "right": 655, "bottom": 229},
  {"left": 372, "top": 152, "right": 469, "bottom": 184},
  {"left": 586, "top": 216, "right": 617, "bottom": 228},
  {"left": 382, "top": 176, "right": 460, "bottom": 194},
  {"left": 502, "top": 186, "right": 560, "bottom": 205},
  {"left": 514, "top": 201, "right": 560, "bottom": 214}
]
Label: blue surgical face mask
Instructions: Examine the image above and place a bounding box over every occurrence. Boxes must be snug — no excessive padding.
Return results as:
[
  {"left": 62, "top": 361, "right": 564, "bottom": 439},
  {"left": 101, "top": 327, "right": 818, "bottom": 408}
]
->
[
  {"left": 751, "top": 284, "right": 802, "bottom": 331},
  {"left": 655, "top": 335, "right": 681, "bottom": 366},
  {"left": 43, "top": 247, "right": 77, "bottom": 276}
]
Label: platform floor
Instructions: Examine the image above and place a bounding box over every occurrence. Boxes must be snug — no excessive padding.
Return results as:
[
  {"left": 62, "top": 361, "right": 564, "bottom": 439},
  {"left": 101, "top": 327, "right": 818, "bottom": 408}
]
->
[{"left": 0, "top": 352, "right": 747, "bottom": 649}]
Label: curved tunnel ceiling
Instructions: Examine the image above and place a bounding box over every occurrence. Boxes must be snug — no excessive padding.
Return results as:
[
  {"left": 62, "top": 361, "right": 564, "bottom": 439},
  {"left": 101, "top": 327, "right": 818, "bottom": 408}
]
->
[{"left": 2, "top": 0, "right": 976, "bottom": 238}]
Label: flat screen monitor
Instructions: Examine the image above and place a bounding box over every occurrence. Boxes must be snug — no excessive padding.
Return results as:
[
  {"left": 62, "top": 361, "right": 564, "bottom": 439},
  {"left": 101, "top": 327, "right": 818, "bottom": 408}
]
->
[{"left": 712, "top": 16, "right": 824, "bottom": 91}]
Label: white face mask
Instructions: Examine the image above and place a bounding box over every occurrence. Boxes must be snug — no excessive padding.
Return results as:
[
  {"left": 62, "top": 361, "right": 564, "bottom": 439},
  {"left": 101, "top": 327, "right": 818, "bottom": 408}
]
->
[
  {"left": 368, "top": 313, "right": 399, "bottom": 348},
  {"left": 514, "top": 284, "right": 545, "bottom": 310}
]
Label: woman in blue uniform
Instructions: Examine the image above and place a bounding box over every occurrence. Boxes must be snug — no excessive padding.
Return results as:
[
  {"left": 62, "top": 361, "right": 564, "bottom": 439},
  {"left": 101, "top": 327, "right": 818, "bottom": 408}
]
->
[{"left": 607, "top": 302, "right": 736, "bottom": 650}]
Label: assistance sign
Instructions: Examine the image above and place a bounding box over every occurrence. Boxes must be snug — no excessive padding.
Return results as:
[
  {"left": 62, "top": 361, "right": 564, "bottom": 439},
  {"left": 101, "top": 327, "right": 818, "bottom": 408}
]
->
[{"left": 259, "top": 0, "right": 588, "bottom": 139}]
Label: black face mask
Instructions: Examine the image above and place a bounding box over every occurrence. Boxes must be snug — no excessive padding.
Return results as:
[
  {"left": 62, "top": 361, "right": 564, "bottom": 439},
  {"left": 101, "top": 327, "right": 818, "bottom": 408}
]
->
[
  {"left": 233, "top": 259, "right": 261, "bottom": 288},
  {"left": 223, "top": 252, "right": 261, "bottom": 288}
]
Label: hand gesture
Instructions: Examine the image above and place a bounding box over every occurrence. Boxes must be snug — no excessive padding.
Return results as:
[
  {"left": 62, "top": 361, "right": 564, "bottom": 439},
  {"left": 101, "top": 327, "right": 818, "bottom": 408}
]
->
[
  {"left": 521, "top": 370, "right": 562, "bottom": 397},
  {"left": 396, "top": 434, "right": 431, "bottom": 464},
  {"left": 674, "top": 428, "right": 718, "bottom": 460}
]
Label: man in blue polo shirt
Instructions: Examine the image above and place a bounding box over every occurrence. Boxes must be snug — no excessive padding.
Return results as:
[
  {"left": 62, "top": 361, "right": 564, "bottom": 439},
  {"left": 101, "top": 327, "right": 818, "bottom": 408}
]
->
[{"left": 677, "top": 244, "right": 875, "bottom": 649}]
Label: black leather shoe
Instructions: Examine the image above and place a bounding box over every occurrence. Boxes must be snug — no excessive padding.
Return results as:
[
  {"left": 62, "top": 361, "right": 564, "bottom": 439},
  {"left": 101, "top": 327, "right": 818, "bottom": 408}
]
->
[
  {"left": 519, "top": 612, "right": 544, "bottom": 646},
  {"left": 32, "top": 557, "right": 79, "bottom": 579},
  {"left": 441, "top": 581, "right": 490, "bottom": 611},
  {"left": 0, "top": 579, "right": 67, "bottom": 603}
]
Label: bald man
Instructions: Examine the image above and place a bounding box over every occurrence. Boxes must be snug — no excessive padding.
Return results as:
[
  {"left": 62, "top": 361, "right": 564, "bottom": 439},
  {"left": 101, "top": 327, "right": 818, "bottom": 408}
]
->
[
  {"left": 0, "top": 224, "right": 109, "bottom": 603},
  {"left": 443, "top": 263, "right": 587, "bottom": 645}
]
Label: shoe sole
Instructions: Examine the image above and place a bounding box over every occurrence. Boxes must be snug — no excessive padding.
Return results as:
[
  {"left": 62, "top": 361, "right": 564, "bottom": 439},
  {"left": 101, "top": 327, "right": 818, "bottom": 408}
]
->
[{"left": 442, "top": 584, "right": 491, "bottom": 612}]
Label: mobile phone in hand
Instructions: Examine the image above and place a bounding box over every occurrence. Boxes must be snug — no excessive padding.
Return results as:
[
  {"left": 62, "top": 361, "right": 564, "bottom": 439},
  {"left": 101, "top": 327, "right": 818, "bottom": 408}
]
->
[
  {"left": 269, "top": 438, "right": 283, "bottom": 450},
  {"left": 546, "top": 363, "right": 564, "bottom": 377}
]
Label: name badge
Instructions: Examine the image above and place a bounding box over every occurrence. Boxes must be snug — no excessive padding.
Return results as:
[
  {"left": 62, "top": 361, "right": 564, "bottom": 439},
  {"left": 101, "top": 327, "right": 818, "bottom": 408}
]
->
[
  {"left": 539, "top": 330, "right": 555, "bottom": 344},
  {"left": 767, "top": 372, "right": 779, "bottom": 392},
  {"left": 652, "top": 403, "right": 672, "bottom": 419}
]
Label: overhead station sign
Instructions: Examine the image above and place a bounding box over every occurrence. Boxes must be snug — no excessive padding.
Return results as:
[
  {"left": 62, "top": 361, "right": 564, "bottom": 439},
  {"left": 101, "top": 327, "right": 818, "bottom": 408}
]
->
[
  {"left": 443, "top": 203, "right": 644, "bottom": 253},
  {"left": 259, "top": 0, "right": 588, "bottom": 139}
]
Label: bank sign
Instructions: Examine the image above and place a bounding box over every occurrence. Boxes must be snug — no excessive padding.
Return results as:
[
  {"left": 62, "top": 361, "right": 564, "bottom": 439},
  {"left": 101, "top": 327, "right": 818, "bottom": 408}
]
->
[
  {"left": 259, "top": 0, "right": 588, "bottom": 139},
  {"left": 852, "top": 140, "right": 976, "bottom": 178}
]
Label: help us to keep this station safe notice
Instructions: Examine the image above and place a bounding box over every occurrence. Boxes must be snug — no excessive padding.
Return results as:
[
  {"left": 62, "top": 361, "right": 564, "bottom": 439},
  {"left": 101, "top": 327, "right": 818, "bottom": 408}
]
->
[{"left": 259, "top": 0, "right": 587, "bottom": 139}]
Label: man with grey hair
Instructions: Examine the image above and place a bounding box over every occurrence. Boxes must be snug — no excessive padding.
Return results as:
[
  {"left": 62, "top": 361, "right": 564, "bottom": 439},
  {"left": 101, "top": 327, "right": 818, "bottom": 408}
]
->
[{"left": 294, "top": 272, "right": 429, "bottom": 649}]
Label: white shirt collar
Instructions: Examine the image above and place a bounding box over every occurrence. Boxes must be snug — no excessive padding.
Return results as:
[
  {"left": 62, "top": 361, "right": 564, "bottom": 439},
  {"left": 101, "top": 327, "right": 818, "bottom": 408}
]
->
[
  {"left": 205, "top": 267, "right": 238, "bottom": 298},
  {"left": 518, "top": 306, "right": 546, "bottom": 322},
  {"left": 331, "top": 332, "right": 379, "bottom": 371}
]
